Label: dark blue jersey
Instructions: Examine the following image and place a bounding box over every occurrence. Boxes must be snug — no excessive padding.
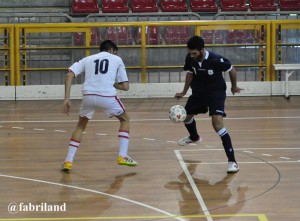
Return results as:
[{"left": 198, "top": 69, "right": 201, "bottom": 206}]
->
[{"left": 183, "top": 51, "right": 232, "bottom": 95}]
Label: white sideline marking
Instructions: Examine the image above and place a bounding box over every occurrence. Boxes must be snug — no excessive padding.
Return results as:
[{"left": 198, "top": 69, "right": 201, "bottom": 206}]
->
[
  {"left": 1, "top": 115, "right": 300, "bottom": 123},
  {"left": 53, "top": 130, "right": 67, "bottom": 133},
  {"left": 0, "top": 174, "right": 186, "bottom": 221},
  {"left": 143, "top": 138, "right": 156, "bottom": 141},
  {"left": 12, "top": 127, "right": 24, "bottom": 129},
  {"left": 280, "top": 157, "right": 291, "bottom": 160},
  {"left": 174, "top": 150, "right": 212, "bottom": 221},
  {"left": 96, "top": 133, "right": 107, "bottom": 136}
]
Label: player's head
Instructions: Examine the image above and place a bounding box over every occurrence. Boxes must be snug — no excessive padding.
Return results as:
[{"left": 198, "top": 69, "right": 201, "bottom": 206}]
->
[
  {"left": 100, "top": 40, "right": 118, "bottom": 54},
  {"left": 187, "top": 36, "right": 205, "bottom": 61}
]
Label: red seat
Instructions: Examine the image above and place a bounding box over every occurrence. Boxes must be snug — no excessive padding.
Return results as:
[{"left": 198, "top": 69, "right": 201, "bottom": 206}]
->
[
  {"left": 74, "top": 32, "right": 84, "bottom": 46},
  {"left": 225, "top": 30, "right": 243, "bottom": 44},
  {"left": 225, "top": 30, "right": 258, "bottom": 44},
  {"left": 73, "top": 28, "right": 101, "bottom": 46},
  {"left": 72, "top": 0, "right": 99, "bottom": 14},
  {"left": 279, "top": 0, "right": 300, "bottom": 11},
  {"left": 90, "top": 28, "right": 101, "bottom": 45},
  {"left": 161, "top": 0, "right": 189, "bottom": 12},
  {"left": 104, "top": 27, "right": 132, "bottom": 45},
  {"left": 220, "top": 0, "right": 248, "bottom": 11},
  {"left": 249, "top": 0, "right": 277, "bottom": 11},
  {"left": 201, "top": 30, "right": 224, "bottom": 44},
  {"left": 135, "top": 26, "right": 161, "bottom": 45},
  {"left": 191, "top": 0, "right": 218, "bottom": 12},
  {"left": 201, "top": 30, "right": 213, "bottom": 44},
  {"left": 164, "top": 26, "right": 190, "bottom": 44},
  {"left": 132, "top": 0, "right": 159, "bottom": 13},
  {"left": 102, "top": 0, "right": 129, "bottom": 13}
]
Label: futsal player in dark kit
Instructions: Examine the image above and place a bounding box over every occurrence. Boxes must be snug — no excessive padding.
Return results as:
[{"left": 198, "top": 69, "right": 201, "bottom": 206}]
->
[{"left": 175, "top": 35, "right": 243, "bottom": 173}]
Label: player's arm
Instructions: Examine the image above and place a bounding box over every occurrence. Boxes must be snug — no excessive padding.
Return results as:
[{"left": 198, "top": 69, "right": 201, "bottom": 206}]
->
[
  {"left": 63, "top": 71, "right": 75, "bottom": 115},
  {"left": 114, "top": 81, "right": 129, "bottom": 91},
  {"left": 175, "top": 72, "right": 193, "bottom": 99},
  {"left": 228, "top": 66, "right": 243, "bottom": 95}
]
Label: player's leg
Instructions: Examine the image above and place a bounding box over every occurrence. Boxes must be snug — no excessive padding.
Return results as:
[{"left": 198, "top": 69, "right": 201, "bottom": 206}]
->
[
  {"left": 210, "top": 95, "right": 239, "bottom": 173},
  {"left": 103, "top": 96, "right": 138, "bottom": 166},
  {"left": 62, "top": 96, "right": 94, "bottom": 172},
  {"left": 62, "top": 116, "right": 89, "bottom": 172},
  {"left": 178, "top": 96, "right": 204, "bottom": 146}
]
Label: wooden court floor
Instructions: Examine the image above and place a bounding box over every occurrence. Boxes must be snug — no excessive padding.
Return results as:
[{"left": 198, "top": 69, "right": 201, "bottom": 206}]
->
[{"left": 0, "top": 96, "right": 300, "bottom": 221}]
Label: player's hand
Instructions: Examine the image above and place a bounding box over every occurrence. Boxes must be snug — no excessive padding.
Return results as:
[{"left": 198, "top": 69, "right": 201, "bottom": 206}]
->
[
  {"left": 175, "top": 92, "right": 185, "bottom": 100},
  {"left": 63, "top": 99, "right": 71, "bottom": 115},
  {"left": 231, "top": 86, "right": 243, "bottom": 95}
]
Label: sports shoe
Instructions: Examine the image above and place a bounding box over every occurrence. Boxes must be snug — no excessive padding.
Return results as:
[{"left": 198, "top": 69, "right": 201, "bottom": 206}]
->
[
  {"left": 118, "top": 156, "right": 138, "bottom": 166},
  {"left": 62, "top": 161, "right": 72, "bottom": 172},
  {"left": 227, "top": 162, "right": 239, "bottom": 173},
  {"left": 178, "top": 136, "right": 202, "bottom": 146}
]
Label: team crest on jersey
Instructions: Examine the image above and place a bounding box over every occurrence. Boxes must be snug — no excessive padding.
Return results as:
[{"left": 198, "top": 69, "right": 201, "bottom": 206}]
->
[{"left": 208, "top": 70, "right": 214, "bottom": 75}]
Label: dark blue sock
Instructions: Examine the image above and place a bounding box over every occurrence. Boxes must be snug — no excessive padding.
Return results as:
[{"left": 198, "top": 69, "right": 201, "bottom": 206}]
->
[
  {"left": 184, "top": 118, "right": 199, "bottom": 141},
  {"left": 218, "top": 128, "right": 236, "bottom": 162}
]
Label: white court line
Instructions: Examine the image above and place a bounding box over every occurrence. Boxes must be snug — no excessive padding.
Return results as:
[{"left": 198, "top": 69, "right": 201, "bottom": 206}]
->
[
  {"left": 0, "top": 174, "right": 186, "bottom": 221},
  {"left": 53, "top": 130, "right": 67, "bottom": 133},
  {"left": 96, "top": 133, "right": 107, "bottom": 136},
  {"left": 181, "top": 160, "right": 300, "bottom": 165},
  {"left": 280, "top": 157, "right": 291, "bottom": 160},
  {"left": 1, "top": 115, "right": 300, "bottom": 123},
  {"left": 174, "top": 150, "right": 213, "bottom": 221},
  {"left": 178, "top": 147, "right": 300, "bottom": 151},
  {"left": 143, "top": 138, "right": 156, "bottom": 141},
  {"left": 11, "top": 127, "right": 24, "bottom": 129},
  {"left": 33, "top": 128, "right": 45, "bottom": 131},
  {"left": 262, "top": 154, "right": 272, "bottom": 157}
]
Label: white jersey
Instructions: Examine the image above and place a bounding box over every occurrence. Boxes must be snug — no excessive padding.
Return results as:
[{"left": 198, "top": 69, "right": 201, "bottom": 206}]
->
[{"left": 69, "top": 52, "right": 128, "bottom": 96}]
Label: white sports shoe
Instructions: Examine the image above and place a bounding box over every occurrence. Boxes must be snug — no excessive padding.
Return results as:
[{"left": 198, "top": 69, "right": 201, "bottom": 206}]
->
[
  {"left": 227, "top": 162, "right": 239, "bottom": 173},
  {"left": 178, "top": 136, "right": 203, "bottom": 146}
]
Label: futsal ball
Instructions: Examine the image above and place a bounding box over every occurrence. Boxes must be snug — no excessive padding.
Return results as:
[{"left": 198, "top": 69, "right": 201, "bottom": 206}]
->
[{"left": 169, "top": 105, "right": 187, "bottom": 123}]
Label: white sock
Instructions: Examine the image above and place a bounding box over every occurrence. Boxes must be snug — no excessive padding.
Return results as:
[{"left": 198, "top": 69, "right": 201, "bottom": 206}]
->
[
  {"left": 118, "top": 130, "right": 129, "bottom": 157},
  {"left": 65, "top": 139, "right": 80, "bottom": 162}
]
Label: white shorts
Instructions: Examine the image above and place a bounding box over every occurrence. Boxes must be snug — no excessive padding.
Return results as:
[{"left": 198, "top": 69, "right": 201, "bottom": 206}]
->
[{"left": 79, "top": 95, "right": 125, "bottom": 119}]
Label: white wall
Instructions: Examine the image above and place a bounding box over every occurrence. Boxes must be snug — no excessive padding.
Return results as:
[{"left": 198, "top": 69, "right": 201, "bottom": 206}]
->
[{"left": 1, "top": 81, "right": 300, "bottom": 100}]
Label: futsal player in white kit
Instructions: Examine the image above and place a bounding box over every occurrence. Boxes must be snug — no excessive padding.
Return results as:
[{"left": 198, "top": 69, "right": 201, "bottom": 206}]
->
[{"left": 62, "top": 40, "right": 138, "bottom": 172}]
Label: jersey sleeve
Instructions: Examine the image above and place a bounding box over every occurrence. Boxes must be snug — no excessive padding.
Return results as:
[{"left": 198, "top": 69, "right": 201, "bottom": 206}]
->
[
  {"left": 183, "top": 55, "right": 194, "bottom": 74},
  {"left": 115, "top": 58, "right": 128, "bottom": 83},
  {"left": 216, "top": 56, "right": 232, "bottom": 73},
  {"left": 68, "top": 58, "right": 86, "bottom": 77}
]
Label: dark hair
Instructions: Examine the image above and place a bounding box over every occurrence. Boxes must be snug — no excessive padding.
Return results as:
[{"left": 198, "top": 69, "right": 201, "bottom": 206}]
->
[
  {"left": 100, "top": 40, "right": 118, "bottom": 52},
  {"left": 187, "top": 35, "right": 205, "bottom": 51}
]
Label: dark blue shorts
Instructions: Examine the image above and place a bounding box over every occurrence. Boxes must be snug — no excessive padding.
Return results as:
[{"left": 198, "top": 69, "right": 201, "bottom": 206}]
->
[{"left": 185, "top": 92, "right": 226, "bottom": 117}]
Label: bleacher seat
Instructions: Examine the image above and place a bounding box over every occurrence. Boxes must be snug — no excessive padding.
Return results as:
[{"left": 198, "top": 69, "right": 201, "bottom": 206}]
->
[
  {"left": 135, "top": 26, "right": 160, "bottom": 45},
  {"left": 72, "top": 0, "right": 99, "bottom": 14},
  {"left": 220, "top": 0, "right": 248, "bottom": 11},
  {"left": 105, "top": 27, "right": 132, "bottom": 45},
  {"left": 161, "top": 0, "right": 189, "bottom": 12},
  {"left": 102, "top": 0, "right": 129, "bottom": 13},
  {"left": 225, "top": 30, "right": 241, "bottom": 44},
  {"left": 201, "top": 30, "right": 224, "bottom": 44},
  {"left": 73, "top": 28, "right": 101, "bottom": 46},
  {"left": 279, "top": 0, "right": 300, "bottom": 11},
  {"left": 131, "top": 0, "right": 159, "bottom": 13},
  {"left": 249, "top": 0, "right": 277, "bottom": 11},
  {"left": 74, "top": 32, "right": 84, "bottom": 46},
  {"left": 90, "top": 28, "right": 101, "bottom": 45},
  {"left": 191, "top": 0, "right": 218, "bottom": 12},
  {"left": 164, "top": 26, "right": 190, "bottom": 44},
  {"left": 224, "top": 30, "right": 258, "bottom": 44}
]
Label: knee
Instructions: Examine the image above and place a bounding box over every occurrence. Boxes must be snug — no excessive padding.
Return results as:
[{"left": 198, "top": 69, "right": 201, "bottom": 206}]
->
[
  {"left": 212, "top": 118, "right": 224, "bottom": 132},
  {"left": 117, "top": 112, "right": 130, "bottom": 122}
]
